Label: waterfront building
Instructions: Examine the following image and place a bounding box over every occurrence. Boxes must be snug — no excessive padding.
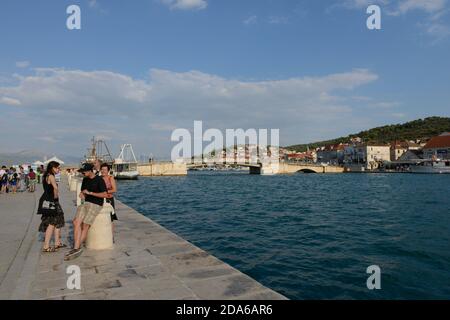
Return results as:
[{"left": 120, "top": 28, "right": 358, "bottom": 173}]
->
[
  {"left": 344, "top": 144, "right": 390, "bottom": 170},
  {"left": 390, "top": 141, "right": 421, "bottom": 161},
  {"left": 285, "top": 150, "right": 317, "bottom": 163},
  {"left": 317, "top": 143, "right": 346, "bottom": 165},
  {"left": 422, "top": 133, "right": 450, "bottom": 160},
  {"left": 398, "top": 149, "right": 424, "bottom": 161}
]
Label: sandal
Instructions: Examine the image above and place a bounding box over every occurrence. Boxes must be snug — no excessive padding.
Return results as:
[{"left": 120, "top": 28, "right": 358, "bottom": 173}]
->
[
  {"left": 42, "top": 247, "right": 56, "bottom": 253},
  {"left": 55, "top": 243, "right": 67, "bottom": 250}
]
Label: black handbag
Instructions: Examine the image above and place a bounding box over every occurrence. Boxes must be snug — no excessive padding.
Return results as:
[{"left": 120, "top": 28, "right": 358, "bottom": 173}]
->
[{"left": 37, "top": 193, "right": 60, "bottom": 215}]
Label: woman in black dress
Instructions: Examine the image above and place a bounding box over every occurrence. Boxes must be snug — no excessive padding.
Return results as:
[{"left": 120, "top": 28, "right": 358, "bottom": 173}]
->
[{"left": 37, "top": 161, "right": 66, "bottom": 252}]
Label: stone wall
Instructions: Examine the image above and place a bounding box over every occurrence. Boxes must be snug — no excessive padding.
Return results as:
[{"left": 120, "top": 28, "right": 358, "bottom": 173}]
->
[{"left": 138, "top": 162, "right": 187, "bottom": 176}]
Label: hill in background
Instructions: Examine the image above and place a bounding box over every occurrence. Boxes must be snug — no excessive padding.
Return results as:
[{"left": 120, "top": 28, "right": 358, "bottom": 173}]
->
[{"left": 287, "top": 117, "right": 450, "bottom": 152}]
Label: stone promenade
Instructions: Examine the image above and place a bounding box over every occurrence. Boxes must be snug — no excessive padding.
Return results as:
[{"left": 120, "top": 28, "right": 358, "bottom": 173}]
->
[{"left": 0, "top": 177, "right": 287, "bottom": 300}]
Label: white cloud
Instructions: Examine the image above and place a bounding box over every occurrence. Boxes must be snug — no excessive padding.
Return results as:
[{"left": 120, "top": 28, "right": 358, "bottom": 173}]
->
[
  {"left": 343, "top": 0, "right": 390, "bottom": 9},
  {"left": 397, "top": 0, "right": 446, "bottom": 14},
  {"left": 88, "top": 0, "right": 98, "bottom": 8},
  {"left": 0, "top": 68, "right": 149, "bottom": 114},
  {"left": 341, "top": 0, "right": 446, "bottom": 13},
  {"left": 422, "top": 20, "right": 450, "bottom": 41},
  {"left": 338, "top": 0, "right": 450, "bottom": 41},
  {"left": 0, "top": 96, "right": 21, "bottom": 106},
  {"left": 37, "top": 136, "right": 58, "bottom": 143},
  {"left": 373, "top": 101, "right": 401, "bottom": 108},
  {"left": 396, "top": 0, "right": 450, "bottom": 42},
  {"left": 243, "top": 15, "right": 258, "bottom": 25},
  {"left": 16, "top": 61, "right": 30, "bottom": 68},
  {"left": 87, "top": 0, "right": 109, "bottom": 14},
  {"left": 160, "top": 0, "right": 207, "bottom": 11},
  {"left": 268, "top": 16, "right": 290, "bottom": 25},
  {"left": 0, "top": 67, "right": 382, "bottom": 156}
]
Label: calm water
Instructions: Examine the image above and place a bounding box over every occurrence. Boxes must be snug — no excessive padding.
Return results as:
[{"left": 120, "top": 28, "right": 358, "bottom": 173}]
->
[{"left": 116, "top": 172, "right": 450, "bottom": 299}]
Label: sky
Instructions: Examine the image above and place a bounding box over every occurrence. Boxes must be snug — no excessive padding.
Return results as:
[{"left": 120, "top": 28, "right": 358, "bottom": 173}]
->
[{"left": 0, "top": 0, "right": 449, "bottom": 160}]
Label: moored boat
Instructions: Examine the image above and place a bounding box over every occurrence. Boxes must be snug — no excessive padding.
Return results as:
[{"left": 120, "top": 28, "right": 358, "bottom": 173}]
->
[
  {"left": 112, "top": 144, "right": 139, "bottom": 180},
  {"left": 410, "top": 160, "right": 450, "bottom": 174}
]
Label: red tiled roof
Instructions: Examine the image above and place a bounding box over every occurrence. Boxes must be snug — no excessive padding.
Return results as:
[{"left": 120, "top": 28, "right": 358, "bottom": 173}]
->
[
  {"left": 424, "top": 135, "right": 450, "bottom": 149},
  {"left": 390, "top": 140, "right": 420, "bottom": 149}
]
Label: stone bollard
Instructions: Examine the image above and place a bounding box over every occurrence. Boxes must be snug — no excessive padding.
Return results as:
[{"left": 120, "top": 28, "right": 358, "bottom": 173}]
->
[
  {"left": 70, "top": 177, "right": 78, "bottom": 192},
  {"left": 86, "top": 203, "right": 114, "bottom": 250}
]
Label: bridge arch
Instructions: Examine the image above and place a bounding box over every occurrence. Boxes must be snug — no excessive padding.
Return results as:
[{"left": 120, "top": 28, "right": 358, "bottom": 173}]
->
[{"left": 297, "top": 168, "right": 319, "bottom": 174}]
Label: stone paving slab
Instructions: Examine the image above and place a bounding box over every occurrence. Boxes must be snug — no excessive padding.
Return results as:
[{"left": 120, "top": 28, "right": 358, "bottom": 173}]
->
[{"left": 0, "top": 176, "right": 288, "bottom": 300}]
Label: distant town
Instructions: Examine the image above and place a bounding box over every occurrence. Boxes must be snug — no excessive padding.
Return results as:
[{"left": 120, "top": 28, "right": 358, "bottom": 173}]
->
[
  {"left": 281, "top": 132, "right": 450, "bottom": 172},
  {"left": 194, "top": 117, "right": 450, "bottom": 174}
]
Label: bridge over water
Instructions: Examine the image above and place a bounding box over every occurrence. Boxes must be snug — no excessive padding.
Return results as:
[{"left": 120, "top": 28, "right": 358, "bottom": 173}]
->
[{"left": 187, "top": 162, "right": 344, "bottom": 175}]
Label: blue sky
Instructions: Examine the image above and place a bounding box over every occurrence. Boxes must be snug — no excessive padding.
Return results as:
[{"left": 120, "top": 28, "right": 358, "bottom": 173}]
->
[{"left": 1, "top": 0, "right": 449, "bottom": 159}]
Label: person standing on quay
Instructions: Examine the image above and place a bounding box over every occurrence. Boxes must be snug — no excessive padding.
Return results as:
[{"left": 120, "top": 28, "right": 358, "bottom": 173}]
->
[
  {"left": 28, "top": 168, "right": 37, "bottom": 192},
  {"left": 37, "top": 161, "right": 66, "bottom": 252},
  {"left": 0, "top": 166, "right": 7, "bottom": 194},
  {"left": 18, "top": 166, "right": 27, "bottom": 192},
  {"left": 8, "top": 168, "right": 18, "bottom": 194},
  {"left": 94, "top": 159, "right": 102, "bottom": 176},
  {"left": 65, "top": 163, "right": 108, "bottom": 261},
  {"left": 39, "top": 165, "right": 45, "bottom": 183},
  {"left": 100, "top": 163, "right": 118, "bottom": 237},
  {"left": 36, "top": 166, "right": 42, "bottom": 184}
]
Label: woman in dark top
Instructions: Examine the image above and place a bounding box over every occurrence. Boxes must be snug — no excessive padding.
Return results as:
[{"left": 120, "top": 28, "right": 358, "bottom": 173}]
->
[
  {"left": 100, "top": 163, "right": 118, "bottom": 234},
  {"left": 37, "top": 161, "right": 66, "bottom": 252}
]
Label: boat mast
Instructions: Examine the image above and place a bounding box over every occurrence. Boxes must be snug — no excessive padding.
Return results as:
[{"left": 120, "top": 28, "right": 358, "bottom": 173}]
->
[
  {"left": 84, "top": 137, "right": 114, "bottom": 164},
  {"left": 117, "top": 144, "right": 138, "bottom": 164}
]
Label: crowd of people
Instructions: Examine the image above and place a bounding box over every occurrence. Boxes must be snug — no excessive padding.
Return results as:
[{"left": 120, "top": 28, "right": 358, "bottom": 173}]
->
[
  {"left": 1, "top": 159, "right": 118, "bottom": 260},
  {"left": 0, "top": 165, "right": 44, "bottom": 194}
]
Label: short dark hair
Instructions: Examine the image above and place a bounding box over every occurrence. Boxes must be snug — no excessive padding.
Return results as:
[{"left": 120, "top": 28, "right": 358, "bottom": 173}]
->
[{"left": 100, "top": 163, "right": 110, "bottom": 171}]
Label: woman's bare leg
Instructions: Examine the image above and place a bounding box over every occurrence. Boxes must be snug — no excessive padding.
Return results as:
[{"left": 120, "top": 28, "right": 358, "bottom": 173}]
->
[
  {"left": 44, "top": 225, "right": 55, "bottom": 249},
  {"left": 55, "top": 228, "right": 62, "bottom": 246}
]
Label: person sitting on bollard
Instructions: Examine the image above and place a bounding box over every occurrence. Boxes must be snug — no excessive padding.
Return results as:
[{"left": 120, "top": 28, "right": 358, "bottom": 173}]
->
[{"left": 64, "top": 163, "right": 108, "bottom": 261}]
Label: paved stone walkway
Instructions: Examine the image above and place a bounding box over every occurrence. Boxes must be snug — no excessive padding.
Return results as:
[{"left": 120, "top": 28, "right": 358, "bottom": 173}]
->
[
  {"left": 0, "top": 177, "right": 287, "bottom": 300},
  {"left": 0, "top": 189, "right": 39, "bottom": 299}
]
